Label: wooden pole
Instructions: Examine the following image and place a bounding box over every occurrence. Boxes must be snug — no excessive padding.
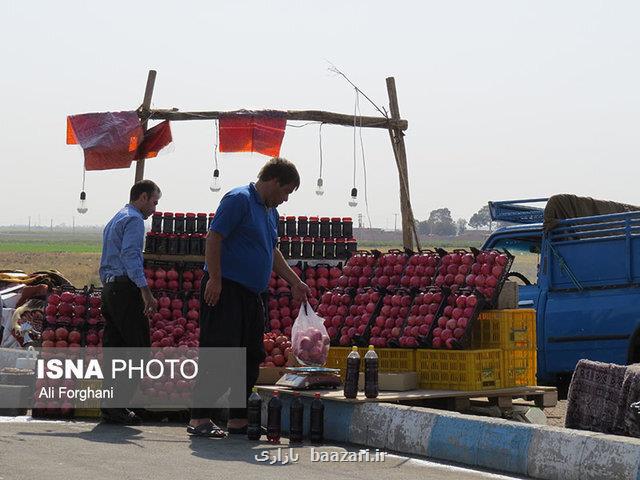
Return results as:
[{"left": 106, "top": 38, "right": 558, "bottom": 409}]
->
[
  {"left": 134, "top": 70, "right": 157, "bottom": 183},
  {"left": 386, "top": 77, "right": 421, "bottom": 251},
  {"left": 148, "top": 108, "right": 407, "bottom": 131}
]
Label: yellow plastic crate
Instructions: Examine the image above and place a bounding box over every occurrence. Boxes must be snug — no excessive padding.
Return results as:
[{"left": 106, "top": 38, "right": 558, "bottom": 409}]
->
[
  {"left": 502, "top": 348, "right": 537, "bottom": 387},
  {"left": 325, "top": 347, "right": 415, "bottom": 378},
  {"left": 416, "top": 349, "right": 502, "bottom": 391},
  {"left": 471, "top": 309, "right": 536, "bottom": 351},
  {"left": 73, "top": 379, "right": 102, "bottom": 418}
]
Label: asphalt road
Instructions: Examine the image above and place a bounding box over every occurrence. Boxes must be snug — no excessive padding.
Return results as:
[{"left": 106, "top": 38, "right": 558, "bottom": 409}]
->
[{"left": 0, "top": 417, "right": 528, "bottom": 480}]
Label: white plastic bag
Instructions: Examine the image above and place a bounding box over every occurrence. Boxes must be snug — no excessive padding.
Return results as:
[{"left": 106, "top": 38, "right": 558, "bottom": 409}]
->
[{"left": 291, "top": 303, "right": 330, "bottom": 366}]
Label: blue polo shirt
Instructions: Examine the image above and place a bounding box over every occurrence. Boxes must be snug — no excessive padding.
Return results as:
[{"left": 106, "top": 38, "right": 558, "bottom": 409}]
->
[{"left": 206, "top": 183, "right": 279, "bottom": 293}]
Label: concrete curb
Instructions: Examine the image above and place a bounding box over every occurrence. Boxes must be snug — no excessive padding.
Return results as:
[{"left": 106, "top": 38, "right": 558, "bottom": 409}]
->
[{"left": 260, "top": 391, "right": 640, "bottom": 480}]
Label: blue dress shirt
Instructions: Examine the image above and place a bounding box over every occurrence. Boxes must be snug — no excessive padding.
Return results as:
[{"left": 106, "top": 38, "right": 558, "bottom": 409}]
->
[{"left": 99, "top": 204, "right": 147, "bottom": 288}]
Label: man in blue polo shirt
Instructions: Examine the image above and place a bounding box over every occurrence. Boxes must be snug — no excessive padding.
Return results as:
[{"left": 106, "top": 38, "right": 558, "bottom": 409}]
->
[{"left": 188, "top": 157, "right": 310, "bottom": 438}]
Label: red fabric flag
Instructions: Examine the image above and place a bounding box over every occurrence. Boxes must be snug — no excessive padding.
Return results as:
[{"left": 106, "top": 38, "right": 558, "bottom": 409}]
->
[
  {"left": 219, "top": 115, "right": 286, "bottom": 157},
  {"left": 67, "top": 111, "right": 143, "bottom": 170},
  {"left": 135, "top": 121, "right": 173, "bottom": 160}
]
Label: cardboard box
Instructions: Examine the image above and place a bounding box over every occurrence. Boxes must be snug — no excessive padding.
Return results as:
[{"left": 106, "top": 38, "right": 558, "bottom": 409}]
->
[
  {"left": 357, "top": 371, "right": 418, "bottom": 391},
  {"left": 256, "top": 367, "right": 287, "bottom": 385},
  {"left": 497, "top": 280, "right": 519, "bottom": 309}
]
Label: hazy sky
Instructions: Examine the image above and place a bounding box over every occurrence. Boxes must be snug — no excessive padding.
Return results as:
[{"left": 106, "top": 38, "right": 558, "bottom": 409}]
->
[{"left": 2, "top": 1, "right": 639, "bottom": 229}]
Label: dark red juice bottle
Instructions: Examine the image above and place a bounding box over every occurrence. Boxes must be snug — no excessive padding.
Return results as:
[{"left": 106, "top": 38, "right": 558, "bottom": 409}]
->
[{"left": 267, "top": 390, "right": 282, "bottom": 443}]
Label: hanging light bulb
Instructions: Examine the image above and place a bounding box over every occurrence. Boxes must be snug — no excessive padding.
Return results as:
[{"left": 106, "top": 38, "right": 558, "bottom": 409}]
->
[
  {"left": 77, "top": 191, "right": 88, "bottom": 214},
  {"left": 348, "top": 187, "right": 358, "bottom": 207},
  {"left": 315, "top": 177, "right": 324, "bottom": 196},
  {"left": 209, "top": 169, "right": 221, "bottom": 192}
]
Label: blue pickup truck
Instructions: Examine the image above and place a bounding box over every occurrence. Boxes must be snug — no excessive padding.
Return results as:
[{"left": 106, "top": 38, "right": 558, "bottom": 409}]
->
[{"left": 483, "top": 197, "right": 640, "bottom": 385}]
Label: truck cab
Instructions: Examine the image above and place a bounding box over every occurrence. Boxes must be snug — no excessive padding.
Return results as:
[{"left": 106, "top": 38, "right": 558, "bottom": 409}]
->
[{"left": 483, "top": 198, "right": 640, "bottom": 385}]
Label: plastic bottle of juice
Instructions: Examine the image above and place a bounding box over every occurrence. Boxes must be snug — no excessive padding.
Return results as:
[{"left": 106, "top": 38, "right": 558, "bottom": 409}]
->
[
  {"left": 364, "top": 345, "right": 379, "bottom": 399},
  {"left": 247, "top": 387, "right": 262, "bottom": 441},
  {"left": 343, "top": 346, "right": 360, "bottom": 399},
  {"left": 267, "top": 390, "right": 282, "bottom": 443},
  {"left": 310, "top": 393, "right": 324, "bottom": 443},
  {"left": 289, "top": 392, "right": 304, "bottom": 443}
]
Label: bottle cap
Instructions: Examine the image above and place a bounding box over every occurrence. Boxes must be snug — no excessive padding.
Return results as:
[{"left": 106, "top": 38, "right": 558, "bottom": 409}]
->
[
  {"left": 314, "top": 393, "right": 321, "bottom": 398},
  {"left": 294, "top": 391, "right": 301, "bottom": 397},
  {"left": 197, "top": 212, "right": 207, "bottom": 217},
  {"left": 331, "top": 217, "right": 341, "bottom": 222},
  {"left": 352, "top": 346, "right": 358, "bottom": 351},
  {"left": 174, "top": 212, "right": 185, "bottom": 218},
  {"left": 320, "top": 217, "right": 330, "bottom": 222},
  {"left": 297, "top": 216, "right": 308, "bottom": 221},
  {"left": 286, "top": 215, "right": 296, "bottom": 220},
  {"left": 368, "top": 345, "right": 374, "bottom": 350},
  {"left": 273, "top": 390, "right": 279, "bottom": 396},
  {"left": 309, "top": 216, "right": 319, "bottom": 221},
  {"left": 252, "top": 386, "right": 258, "bottom": 393}
]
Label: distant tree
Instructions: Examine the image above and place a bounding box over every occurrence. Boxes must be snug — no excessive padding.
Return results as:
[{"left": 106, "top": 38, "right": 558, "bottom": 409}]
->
[
  {"left": 416, "top": 220, "right": 430, "bottom": 235},
  {"left": 456, "top": 218, "right": 467, "bottom": 235},
  {"left": 426, "top": 208, "right": 457, "bottom": 236},
  {"left": 469, "top": 205, "right": 492, "bottom": 230}
]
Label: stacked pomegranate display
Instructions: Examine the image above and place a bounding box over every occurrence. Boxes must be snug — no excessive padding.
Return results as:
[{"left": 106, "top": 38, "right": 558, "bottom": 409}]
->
[
  {"left": 303, "top": 264, "right": 342, "bottom": 299},
  {"left": 370, "top": 251, "right": 410, "bottom": 289},
  {"left": 267, "top": 294, "right": 299, "bottom": 338},
  {"left": 369, "top": 290, "right": 411, "bottom": 348},
  {"left": 465, "top": 250, "right": 511, "bottom": 302},
  {"left": 397, "top": 289, "right": 444, "bottom": 347},
  {"left": 430, "top": 291, "right": 481, "bottom": 349},
  {"left": 335, "top": 288, "right": 380, "bottom": 346},
  {"left": 317, "top": 289, "right": 353, "bottom": 343},
  {"left": 149, "top": 294, "right": 200, "bottom": 349},
  {"left": 399, "top": 251, "right": 440, "bottom": 289},
  {"left": 337, "top": 251, "right": 377, "bottom": 289},
  {"left": 260, "top": 331, "right": 293, "bottom": 367}
]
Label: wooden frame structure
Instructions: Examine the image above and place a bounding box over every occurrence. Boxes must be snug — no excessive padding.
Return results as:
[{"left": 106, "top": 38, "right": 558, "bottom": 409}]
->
[{"left": 133, "top": 70, "right": 421, "bottom": 250}]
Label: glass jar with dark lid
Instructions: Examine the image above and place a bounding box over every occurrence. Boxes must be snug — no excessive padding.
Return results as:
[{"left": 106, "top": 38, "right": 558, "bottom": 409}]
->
[
  {"left": 189, "top": 233, "right": 201, "bottom": 255},
  {"left": 297, "top": 216, "right": 309, "bottom": 237},
  {"left": 278, "top": 216, "right": 285, "bottom": 237},
  {"left": 313, "top": 237, "right": 324, "bottom": 259},
  {"left": 196, "top": 213, "right": 208, "bottom": 234},
  {"left": 151, "top": 212, "right": 163, "bottom": 233},
  {"left": 162, "top": 212, "right": 174, "bottom": 234},
  {"left": 319, "top": 217, "right": 331, "bottom": 238},
  {"left": 346, "top": 238, "right": 358, "bottom": 256},
  {"left": 324, "top": 238, "right": 336, "bottom": 259},
  {"left": 331, "top": 217, "right": 342, "bottom": 238},
  {"left": 156, "top": 233, "right": 168, "bottom": 254},
  {"left": 308, "top": 216, "right": 320, "bottom": 237},
  {"left": 174, "top": 213, "right": 185, "bottom": 234},
  {"left": 285, "top": 216, "right": 297, "bottom": 237},
  {"left": 167, "top": 234, "right": 179, "bottom": 255},
  {"left": 144, "top": 232, "right": 156, "bottom": 253},
  {"left": 302, "top": 237, "right": 313, "bottom": 258},
  {"left": 185, "top": 213, "right": 196, "bottom": 234},
  {"left": 335, "top": 237, "right": 348, "bottom": 259},
  {"left": 290, "top": 236, "right": 302, "bottom": 259},
  {"left": 178, "top": 234, "right": 189, "bottom": 255},
  {"left": 342, "top": 217, "right": 353, "bottom": 238},
  {"left": 279, "top": 236, "right": 291, "bottom": 259}
]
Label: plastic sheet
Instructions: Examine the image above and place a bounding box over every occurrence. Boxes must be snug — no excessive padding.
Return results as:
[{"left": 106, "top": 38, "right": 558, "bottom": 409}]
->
[{"left": 219, "top": 115, "right": 286, "bottom": 157}]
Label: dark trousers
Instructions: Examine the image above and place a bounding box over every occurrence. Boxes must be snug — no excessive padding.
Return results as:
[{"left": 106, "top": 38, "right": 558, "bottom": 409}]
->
[
  {"left": 191, "top": 273, "right": 266, "bottom": 420},
  {"left": 101, "top": 280, "right": 150, "bottom": 410}
]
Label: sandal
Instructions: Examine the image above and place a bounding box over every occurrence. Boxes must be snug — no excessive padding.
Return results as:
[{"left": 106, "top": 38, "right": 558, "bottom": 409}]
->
[{"left": 187, "top": 421, "right": 227, "bottom": 438}]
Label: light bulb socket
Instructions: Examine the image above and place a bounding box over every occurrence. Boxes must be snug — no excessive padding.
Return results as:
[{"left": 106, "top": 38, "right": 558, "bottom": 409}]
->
[
  {"left": 213, "top": 169, "right": 220, "bottom": 178},
  {"left": 350, "top": 187, "right": 358, "bottom": 197},
  {"left": 80, "top": 191, "right": 86, "bottom": 201},
  {"left": 317, "top": 178, "right": 323, "bottom": 187}
]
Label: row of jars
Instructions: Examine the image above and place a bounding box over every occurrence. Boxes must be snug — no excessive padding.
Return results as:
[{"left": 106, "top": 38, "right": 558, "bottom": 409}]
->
[
  {"left": 151, "top": 212, "right": 215, "bottom": 235},
  {"left": 279, "top": 236, "right": 357, "bottom": 260},
  {"left": 279, "top": 216, "right": 353, "bottom": 239},
  {"left": 144, "top": 232, "right": 207, "bottom": 256}
]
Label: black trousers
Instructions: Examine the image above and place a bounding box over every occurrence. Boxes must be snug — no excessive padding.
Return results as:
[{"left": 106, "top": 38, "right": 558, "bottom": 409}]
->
[
  {"left": 101, "top": 280, "right": 150, "bottom": 410},
  {"left": 191, "top": 273, "right": 266, "bottom": 420}
]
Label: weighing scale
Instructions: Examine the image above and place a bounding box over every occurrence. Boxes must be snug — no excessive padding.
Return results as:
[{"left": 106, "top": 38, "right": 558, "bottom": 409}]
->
[{"left": 275, "top": 366, "right": 342, "bottom": 390}]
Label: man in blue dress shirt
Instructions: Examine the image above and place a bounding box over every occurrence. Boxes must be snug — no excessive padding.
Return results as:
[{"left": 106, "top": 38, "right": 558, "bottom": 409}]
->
[
  {"left": 188, "top": 157, "right": 310, "bottom": 438},
  {"left": 99, "top": 179, "right": 161, "bottom": 425}
]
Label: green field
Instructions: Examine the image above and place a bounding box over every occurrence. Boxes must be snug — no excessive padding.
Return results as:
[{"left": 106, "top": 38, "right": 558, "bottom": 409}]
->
[{"left": 0, "top": 229, "right": 102, "bottom": 253}]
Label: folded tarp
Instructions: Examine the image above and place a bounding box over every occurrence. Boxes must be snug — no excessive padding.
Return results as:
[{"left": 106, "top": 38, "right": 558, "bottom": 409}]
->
[{"left": 543, "top": 194, "right": 640, "bottom": 231}]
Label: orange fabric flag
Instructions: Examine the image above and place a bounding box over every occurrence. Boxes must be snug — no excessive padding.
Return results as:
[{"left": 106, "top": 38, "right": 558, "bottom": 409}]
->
[{"left": 219, "top": 115, "right": 286, "bottom": 157}]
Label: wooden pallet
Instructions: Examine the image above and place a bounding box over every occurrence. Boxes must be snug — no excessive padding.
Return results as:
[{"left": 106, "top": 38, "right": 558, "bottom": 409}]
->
[{"left": 257, "top": 385, "right": 558, "bottom": 412}]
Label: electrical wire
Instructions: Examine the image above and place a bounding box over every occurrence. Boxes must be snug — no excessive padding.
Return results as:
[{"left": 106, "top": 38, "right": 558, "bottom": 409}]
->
[
  {"left": 318, "top": 123, "right": 324, "bottom": 178},
  {"left": 81, "top": 166, "right": 86, "bottom": 191},
  {"left": 213, "top": 119, "right": 219, "bottom": 170},
  {"left": 356, "top": 93, "right": 373, "bottom": 229},
  {"left": 352, "top": 89, "right": 357, "bottom": 189}
]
